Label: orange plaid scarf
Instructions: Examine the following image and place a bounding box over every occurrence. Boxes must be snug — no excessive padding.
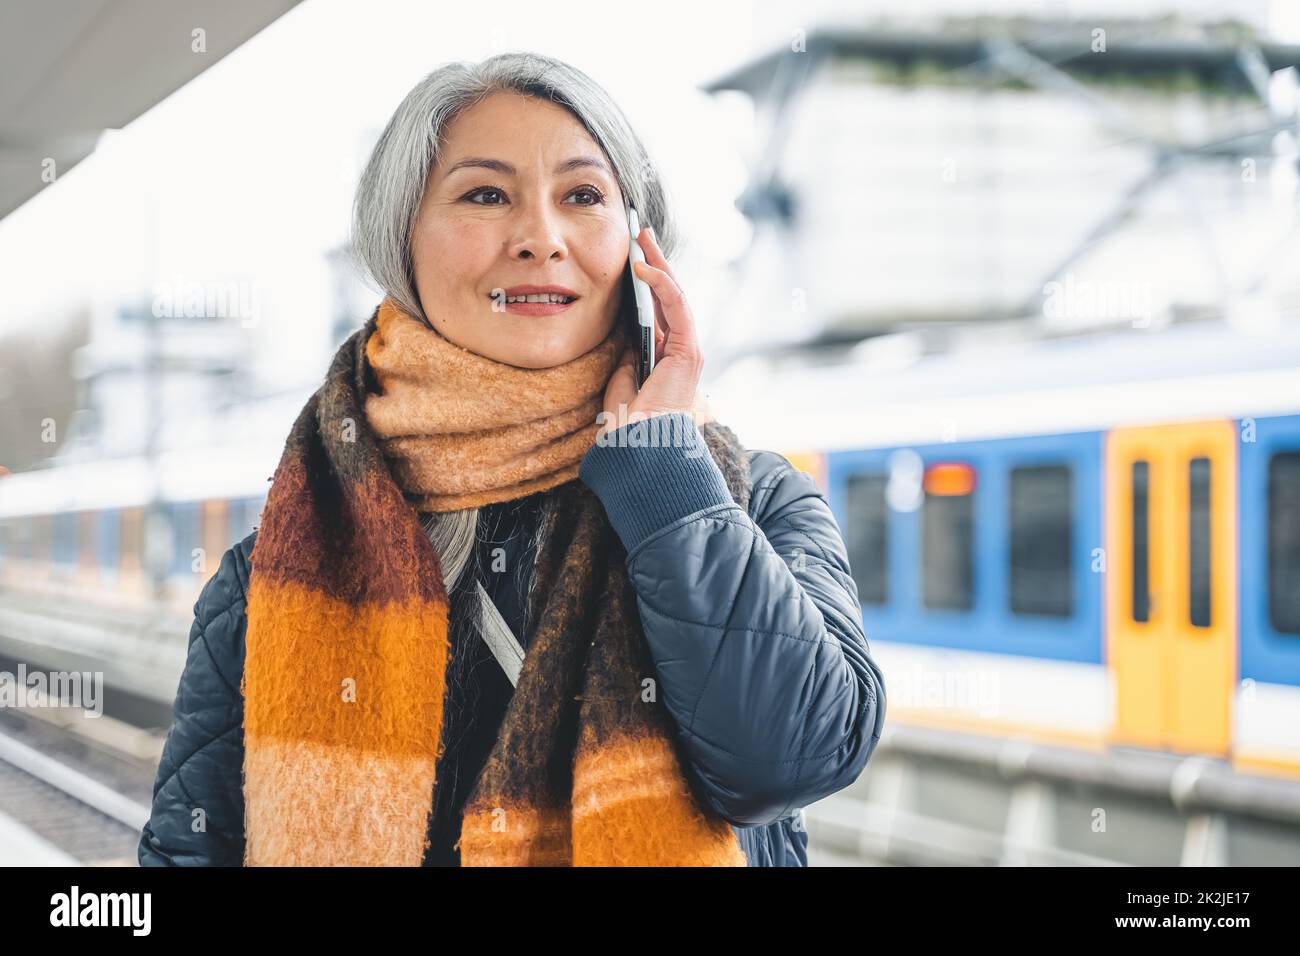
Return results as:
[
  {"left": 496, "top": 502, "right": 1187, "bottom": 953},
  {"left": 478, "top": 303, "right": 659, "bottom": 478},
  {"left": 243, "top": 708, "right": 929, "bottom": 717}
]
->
[
  {"left": 364, "top": 298, "right": 627, "bottom": 511},
  {"left": 240, "top": 297, "right": 750, "bottom": 865}
]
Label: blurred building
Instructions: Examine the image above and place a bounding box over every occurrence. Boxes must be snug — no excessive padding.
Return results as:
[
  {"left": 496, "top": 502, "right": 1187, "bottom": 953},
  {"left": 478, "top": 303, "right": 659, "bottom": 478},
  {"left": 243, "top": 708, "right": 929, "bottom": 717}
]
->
[{"left": 703, "top": 9, "right": 1300, "bottom": 365}]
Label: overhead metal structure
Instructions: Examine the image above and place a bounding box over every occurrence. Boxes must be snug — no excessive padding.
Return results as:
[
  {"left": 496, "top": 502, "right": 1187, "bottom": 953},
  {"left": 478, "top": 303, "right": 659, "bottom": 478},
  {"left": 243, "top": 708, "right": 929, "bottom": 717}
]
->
[
  {"left": 704, "top": 29, "right": 1300, "bottom": 100},
  {"left": 699, "top": 24, "right": 1300, "bottom": 360}
]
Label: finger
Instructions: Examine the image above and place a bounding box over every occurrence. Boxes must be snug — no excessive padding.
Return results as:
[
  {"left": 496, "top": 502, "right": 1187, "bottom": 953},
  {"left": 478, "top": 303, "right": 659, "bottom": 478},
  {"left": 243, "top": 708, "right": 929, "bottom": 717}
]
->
[
  {"left": 632, "top": 229, "right": 676, "bottom": 332},
  {"left": 637, "top": 227, "right": 677, "bottom": 283},
  {"left": 652, "top": 293, "right": 668, "bottom": 349},
  {"left": 637, "top": 257, "right": 676, "bottom": 340},
  {"left": 633, "top": 259, "right": 697, "bottom": 349}
]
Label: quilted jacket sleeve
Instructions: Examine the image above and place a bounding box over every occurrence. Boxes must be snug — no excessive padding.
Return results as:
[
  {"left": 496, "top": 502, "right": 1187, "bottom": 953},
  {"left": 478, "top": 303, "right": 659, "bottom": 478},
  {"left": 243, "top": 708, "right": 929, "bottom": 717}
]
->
[
  {"left": 137, "top": 538, "right": 250, "bottom": 866},
  {"left": 579, "top": 412, "right": 886, "bottom": 827}
]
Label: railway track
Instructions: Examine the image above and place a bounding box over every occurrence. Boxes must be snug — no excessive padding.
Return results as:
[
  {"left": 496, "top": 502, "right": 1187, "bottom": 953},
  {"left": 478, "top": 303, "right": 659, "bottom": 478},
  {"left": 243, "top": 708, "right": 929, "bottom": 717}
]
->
[{"left": 0, "top": 697, "right": 160, "bottom": 866}]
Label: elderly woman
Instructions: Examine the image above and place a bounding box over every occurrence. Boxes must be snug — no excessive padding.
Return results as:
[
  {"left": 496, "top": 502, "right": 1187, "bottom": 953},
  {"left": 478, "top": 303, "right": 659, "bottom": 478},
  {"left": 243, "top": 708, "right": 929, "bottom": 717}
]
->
[{"left": 137, "top": 52, "right": 885, "bottom": 867}]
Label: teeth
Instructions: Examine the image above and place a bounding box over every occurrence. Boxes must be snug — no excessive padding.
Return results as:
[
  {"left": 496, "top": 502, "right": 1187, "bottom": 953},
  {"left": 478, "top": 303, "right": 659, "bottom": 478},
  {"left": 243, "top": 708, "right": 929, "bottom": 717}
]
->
[{"left": 506, "top": 293, "right": 574, "bottom": 303}]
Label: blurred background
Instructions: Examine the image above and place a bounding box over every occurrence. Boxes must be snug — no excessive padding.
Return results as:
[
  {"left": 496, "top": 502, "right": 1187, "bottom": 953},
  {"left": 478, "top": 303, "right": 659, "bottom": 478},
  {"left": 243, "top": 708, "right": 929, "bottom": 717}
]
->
[{"left": 1, "top": 0, "right": 1299, "bottom": 866}]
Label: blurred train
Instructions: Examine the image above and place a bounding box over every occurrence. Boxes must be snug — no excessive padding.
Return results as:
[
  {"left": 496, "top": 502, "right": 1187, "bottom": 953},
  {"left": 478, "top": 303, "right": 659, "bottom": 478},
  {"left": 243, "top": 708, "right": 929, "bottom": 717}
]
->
[
  {"left": 722, "top": 315, "right": 1300, "bottom": 782},
  {"left": 0, "top": 439, "right": 281, "bottom": 619},
  {"left": 1, "top": 315, "right": 1298, "bottom": 783}
]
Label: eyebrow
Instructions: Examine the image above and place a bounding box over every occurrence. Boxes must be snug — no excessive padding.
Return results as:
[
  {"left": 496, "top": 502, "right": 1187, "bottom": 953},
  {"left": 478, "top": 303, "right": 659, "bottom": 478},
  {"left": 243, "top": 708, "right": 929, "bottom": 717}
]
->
[{"left": 442, "top": 155, "right": 613, "bottom": 178}]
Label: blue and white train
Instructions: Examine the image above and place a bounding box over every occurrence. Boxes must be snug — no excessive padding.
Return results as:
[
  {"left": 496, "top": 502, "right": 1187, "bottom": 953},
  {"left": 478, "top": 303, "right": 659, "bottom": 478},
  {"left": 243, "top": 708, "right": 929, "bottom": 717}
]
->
[{"left": 714, "top": 315, "right": 1300, "bottom": 781}]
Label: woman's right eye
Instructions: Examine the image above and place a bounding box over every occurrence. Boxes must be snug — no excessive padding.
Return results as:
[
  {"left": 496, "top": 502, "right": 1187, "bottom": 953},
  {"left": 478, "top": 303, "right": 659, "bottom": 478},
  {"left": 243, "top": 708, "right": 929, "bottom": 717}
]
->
[{"left": 464, "top": 186, "right": 506, "bottom": 204}]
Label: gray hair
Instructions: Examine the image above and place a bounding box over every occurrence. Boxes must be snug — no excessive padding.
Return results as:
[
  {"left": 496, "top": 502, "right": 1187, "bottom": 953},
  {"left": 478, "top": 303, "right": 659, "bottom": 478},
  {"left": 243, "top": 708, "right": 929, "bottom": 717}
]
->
[
  {"left": 351, "top": 50, "right": 679, "bottom": 325},
  {"left": 357, "top": 52, "right": 676, "bottom": 632}
]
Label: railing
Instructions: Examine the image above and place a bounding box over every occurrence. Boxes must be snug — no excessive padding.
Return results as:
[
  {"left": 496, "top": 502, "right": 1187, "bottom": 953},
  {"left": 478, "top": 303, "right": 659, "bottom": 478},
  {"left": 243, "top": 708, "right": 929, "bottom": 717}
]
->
[{"left": 805, "top": 723, "right": 1300, "bottom": 866}]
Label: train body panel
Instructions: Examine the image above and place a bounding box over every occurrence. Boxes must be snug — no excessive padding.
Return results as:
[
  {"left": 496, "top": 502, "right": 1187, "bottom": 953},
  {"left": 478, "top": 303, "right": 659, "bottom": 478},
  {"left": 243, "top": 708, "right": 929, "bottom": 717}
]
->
[
  {"left": 0, "top": 494, "right": 265, "bottom": 616},
  {"left": 1236, "top": 412, "right": 1300, "bottom": 777},
  {"left": 826, "top": 429, "right": 1105, "bottom": 664},
  {"left": 777, "top": 407, "right": 1300, "bottom": 781}
]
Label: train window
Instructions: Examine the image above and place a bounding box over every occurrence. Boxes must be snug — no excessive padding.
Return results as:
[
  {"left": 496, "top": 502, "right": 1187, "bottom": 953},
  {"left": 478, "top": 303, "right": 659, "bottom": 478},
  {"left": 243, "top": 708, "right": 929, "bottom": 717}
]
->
[
  {"left": 846, "top": 473, "right": 889, "bottom": 604},
  {"left": 0, "top": 520, "right": 16, "bottom": 565},
  {"left": 53, "top": 511, "right": 77, "bottom": 566},
  {"left": 1269, "top": 451, "right": 1300, "bottom": 635},
  {"left": 171, "top": 502, "right": 203, "bottom": 575},
  {"left": 13, "top": 517, "right": 33, "bottom": 561},
  {"left": 1009, "top": 465, "right": 1073, "bottom": 617},
  {"left": 228, "top": 496, "right": 263, "bottom": 544},
  {"left": 140, "top": 507, "right": 171, "bottom": 577},
  {"left": 922, "top": 463, "right": 975, "bottom": 610},
  {"left": 34, "top": 514, "right": 52, "bottom": 562},
  {"left": 77, "top": 511, "right": 96, "bottom": 567},
  {"left": 1132, "top": 461, "right": 1151, "bottom": 623},
  {"left": 227, "top": 499, "right": 243, "bottom": 546},
  {"left": 97, "top": 510, "right": 120, "bottom": 568},
  {"left": 1189, "top": 457, "right": 1212, "bottom": 628}
]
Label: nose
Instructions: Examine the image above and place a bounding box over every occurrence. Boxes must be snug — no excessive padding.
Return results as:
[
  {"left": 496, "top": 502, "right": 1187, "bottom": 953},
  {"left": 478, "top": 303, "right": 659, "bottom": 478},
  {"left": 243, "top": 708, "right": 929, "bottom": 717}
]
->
[{"left": 507, "top": 201, "right": 566, "bottom": 262}]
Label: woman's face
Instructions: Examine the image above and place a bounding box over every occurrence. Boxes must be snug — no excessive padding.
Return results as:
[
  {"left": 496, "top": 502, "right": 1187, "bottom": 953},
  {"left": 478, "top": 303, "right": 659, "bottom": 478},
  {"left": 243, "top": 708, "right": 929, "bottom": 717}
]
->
[{"left": 410, "top": 91, "right": 629, "bottom": 368}]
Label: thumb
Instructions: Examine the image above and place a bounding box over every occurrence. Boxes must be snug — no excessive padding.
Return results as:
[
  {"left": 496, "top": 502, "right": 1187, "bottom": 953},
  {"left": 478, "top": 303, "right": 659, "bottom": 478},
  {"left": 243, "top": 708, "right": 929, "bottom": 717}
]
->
[{"left": 602, "top": 345, "right": 638, "bottom": 427}]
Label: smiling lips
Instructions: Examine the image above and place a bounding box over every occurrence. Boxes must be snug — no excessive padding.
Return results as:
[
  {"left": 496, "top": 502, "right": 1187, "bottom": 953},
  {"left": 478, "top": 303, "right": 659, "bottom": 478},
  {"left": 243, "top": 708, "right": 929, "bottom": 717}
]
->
[{"left": 489, "top": 284, "right": 580, "bottom": 316}]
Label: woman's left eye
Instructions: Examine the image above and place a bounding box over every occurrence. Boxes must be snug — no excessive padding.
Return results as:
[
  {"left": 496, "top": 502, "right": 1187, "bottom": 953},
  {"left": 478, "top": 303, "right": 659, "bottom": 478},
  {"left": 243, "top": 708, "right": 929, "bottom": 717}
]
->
[{"left": 565, "top": 186, "right": 605, "bottom": 205}]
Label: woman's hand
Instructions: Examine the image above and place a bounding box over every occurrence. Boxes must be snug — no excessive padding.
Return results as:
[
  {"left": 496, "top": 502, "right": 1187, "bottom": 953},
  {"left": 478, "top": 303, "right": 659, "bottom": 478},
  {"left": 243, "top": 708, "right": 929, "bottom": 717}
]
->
[{"left": 598, "top": 227, "right": 705, "bottom": 437}]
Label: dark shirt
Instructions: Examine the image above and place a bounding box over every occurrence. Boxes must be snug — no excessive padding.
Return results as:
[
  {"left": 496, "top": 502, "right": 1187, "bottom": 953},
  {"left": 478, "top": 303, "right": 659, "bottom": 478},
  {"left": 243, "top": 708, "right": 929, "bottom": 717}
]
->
[{"left": 422, "top": 492, "right": 543, "bottom": 866}]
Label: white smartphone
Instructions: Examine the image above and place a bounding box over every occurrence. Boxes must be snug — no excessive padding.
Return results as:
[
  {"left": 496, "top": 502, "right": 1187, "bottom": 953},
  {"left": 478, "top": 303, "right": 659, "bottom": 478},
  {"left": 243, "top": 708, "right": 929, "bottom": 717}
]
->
[{"left": 627, "top": 205, "right": 656, "bottom": 389}]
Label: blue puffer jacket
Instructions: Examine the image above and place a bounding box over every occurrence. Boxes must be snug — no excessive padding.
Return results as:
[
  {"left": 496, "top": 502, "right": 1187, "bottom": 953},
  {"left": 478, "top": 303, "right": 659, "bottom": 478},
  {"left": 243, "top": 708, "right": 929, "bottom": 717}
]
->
[{"left": 137, "top": 412, "right": 886, "bottom": 867}]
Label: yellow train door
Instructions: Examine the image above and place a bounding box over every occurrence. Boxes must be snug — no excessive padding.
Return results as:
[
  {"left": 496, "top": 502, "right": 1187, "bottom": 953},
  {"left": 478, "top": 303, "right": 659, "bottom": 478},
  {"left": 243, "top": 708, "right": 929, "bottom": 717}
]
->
[
  {"left": 1105, "top": 420, "right": 1237, "bottom": 756},
  {"left": 778, "top": 450, "right": 827, "bottom": 492}
]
